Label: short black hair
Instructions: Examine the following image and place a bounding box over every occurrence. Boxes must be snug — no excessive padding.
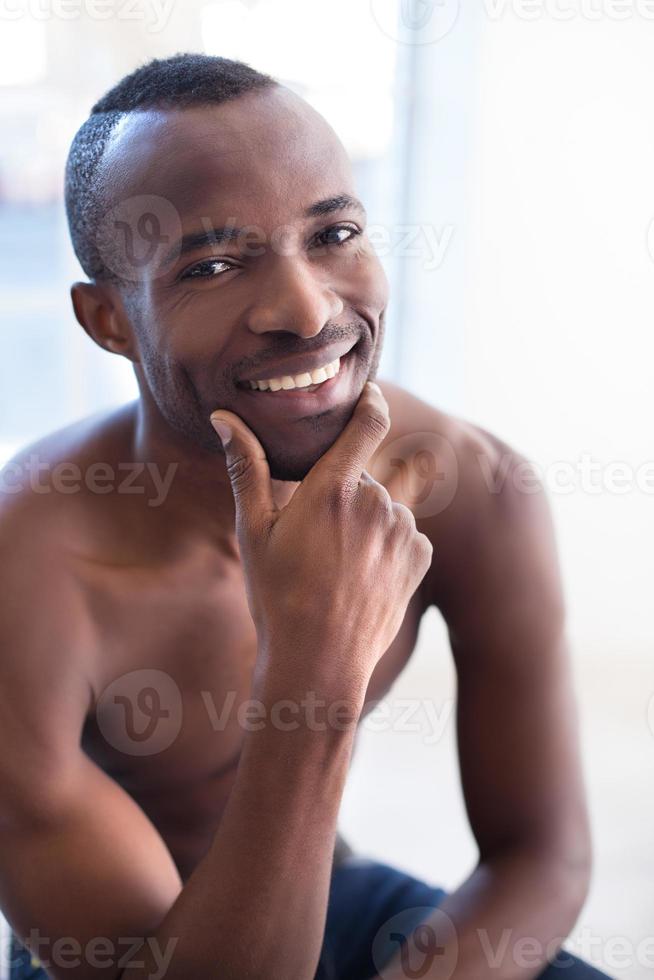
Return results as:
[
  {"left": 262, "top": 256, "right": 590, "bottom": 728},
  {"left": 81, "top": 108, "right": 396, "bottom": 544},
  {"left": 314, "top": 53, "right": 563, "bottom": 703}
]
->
[{"left": 64, "top": 52, "right": 278, "bottom": 283}]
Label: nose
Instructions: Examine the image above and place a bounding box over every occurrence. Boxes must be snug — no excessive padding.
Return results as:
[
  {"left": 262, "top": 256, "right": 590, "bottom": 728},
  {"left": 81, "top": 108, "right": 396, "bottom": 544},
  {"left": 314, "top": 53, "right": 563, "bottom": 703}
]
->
[{"left": 245, "top": 256, "right": 344, "bottom": 338}]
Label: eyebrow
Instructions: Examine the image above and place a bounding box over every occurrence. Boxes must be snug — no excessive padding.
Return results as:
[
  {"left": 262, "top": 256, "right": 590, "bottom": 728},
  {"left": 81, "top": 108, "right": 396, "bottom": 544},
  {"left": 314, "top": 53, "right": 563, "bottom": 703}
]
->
[
  {"left": 161, "top": 193, "right": 367, "bottom": 270},
  {"left": 303, "top": 194, "right": 366, "bottom": 218}
]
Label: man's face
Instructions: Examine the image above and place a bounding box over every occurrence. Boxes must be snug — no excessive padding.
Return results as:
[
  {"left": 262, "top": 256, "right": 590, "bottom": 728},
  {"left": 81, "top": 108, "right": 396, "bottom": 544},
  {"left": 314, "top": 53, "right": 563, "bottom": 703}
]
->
[{"left": 100, "top": 85, "right": 389, "bottom": 480}]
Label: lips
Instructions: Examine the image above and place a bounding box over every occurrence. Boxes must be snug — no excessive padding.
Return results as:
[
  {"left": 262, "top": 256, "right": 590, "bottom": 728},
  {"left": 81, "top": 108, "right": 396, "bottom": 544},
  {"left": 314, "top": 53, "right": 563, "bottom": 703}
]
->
[{"left": 235, "top": 338, "right": 358, "bottom": 388}]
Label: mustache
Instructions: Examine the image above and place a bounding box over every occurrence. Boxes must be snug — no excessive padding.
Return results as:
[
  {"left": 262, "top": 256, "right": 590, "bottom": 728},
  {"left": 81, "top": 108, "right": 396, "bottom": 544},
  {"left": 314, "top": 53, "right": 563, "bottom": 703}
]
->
[{"left": 227, "top": 321, "right": 365, "bottom": 382}]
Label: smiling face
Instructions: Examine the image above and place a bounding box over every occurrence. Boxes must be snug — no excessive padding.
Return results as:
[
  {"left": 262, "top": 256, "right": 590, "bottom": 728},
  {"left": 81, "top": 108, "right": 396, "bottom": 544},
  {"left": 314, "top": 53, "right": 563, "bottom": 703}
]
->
[{"left": 95, "top": 85, "right": 389, "bottom": 481}]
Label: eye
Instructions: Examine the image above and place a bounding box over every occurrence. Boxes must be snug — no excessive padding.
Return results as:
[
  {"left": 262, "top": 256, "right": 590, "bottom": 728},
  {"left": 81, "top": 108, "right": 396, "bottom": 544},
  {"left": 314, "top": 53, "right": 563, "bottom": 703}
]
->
[
  {"left": 179, "top": 258, "right": 238, "bottom": 281},
  {"left": 314, "top": 224, "right": 362, "bottom": 249}
]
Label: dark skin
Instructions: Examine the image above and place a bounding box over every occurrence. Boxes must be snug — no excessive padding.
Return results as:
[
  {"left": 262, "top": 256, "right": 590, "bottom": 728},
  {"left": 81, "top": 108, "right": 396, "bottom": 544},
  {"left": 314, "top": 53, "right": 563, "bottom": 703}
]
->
[{"left": 0, "top": 86, "right": 592, "bottom": 979}]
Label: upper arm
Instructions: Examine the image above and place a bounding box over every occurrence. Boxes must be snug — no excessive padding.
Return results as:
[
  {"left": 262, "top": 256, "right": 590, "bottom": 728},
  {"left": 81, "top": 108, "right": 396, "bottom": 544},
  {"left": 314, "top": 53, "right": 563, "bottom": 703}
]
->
[
  {"left": 422, "top": 430, "right": 592, "bottom": 875},
  {"left": 0, "top": 502, "right": 182, "bottom": 979}
]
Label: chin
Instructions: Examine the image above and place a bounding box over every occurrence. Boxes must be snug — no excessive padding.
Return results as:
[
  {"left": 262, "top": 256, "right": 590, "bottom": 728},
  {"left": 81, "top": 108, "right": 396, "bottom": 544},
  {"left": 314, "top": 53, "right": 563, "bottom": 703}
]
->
[
  {"left": 262, "top": 398, "right": 363, "bottom": 482},
  {"left": 266, "top": 449, "right": 323, "bottom": 483}
]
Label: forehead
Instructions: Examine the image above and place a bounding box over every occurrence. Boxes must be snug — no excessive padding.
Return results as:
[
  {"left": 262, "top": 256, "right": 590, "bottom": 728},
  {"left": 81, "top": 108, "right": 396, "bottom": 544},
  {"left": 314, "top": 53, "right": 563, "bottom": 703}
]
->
[{"left": 99, "top": 86, "right": 355, "bottom": 226}]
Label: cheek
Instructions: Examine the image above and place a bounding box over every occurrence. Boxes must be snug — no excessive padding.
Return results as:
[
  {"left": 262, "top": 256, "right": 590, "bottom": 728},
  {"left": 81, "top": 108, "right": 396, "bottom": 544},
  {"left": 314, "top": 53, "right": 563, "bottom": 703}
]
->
[
  {"left": 338, "top": 249, "right": 389, "bottom": 318},
  {"left": 142, "top": 288, "right": 235, "bottom": 366}
]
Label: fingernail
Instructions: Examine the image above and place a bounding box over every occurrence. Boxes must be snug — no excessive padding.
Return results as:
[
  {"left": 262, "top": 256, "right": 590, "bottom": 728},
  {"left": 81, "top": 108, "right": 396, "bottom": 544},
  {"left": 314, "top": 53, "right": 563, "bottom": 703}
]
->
[
  {"left": 367, "top": 381, "right": 382, "bottom": 395},
  {"left": 210, "top": 415, "right": 232, "bottom": 447}
]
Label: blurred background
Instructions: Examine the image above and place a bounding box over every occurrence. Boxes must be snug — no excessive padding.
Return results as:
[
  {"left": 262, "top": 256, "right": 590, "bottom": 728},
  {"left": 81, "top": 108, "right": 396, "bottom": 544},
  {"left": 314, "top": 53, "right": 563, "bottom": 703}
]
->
[{"left": 0, "top": 1, "right": 653, "bottom": 977}]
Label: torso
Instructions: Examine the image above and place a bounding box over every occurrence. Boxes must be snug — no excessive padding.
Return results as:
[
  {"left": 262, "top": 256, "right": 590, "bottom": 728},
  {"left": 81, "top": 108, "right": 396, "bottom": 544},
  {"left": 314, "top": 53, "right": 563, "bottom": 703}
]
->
[
  {"left": 38, "top": 382, "right": 443, "bottom": 884},
  {"left": 77, "top": 538, "right": 425, "bottom": 882}
]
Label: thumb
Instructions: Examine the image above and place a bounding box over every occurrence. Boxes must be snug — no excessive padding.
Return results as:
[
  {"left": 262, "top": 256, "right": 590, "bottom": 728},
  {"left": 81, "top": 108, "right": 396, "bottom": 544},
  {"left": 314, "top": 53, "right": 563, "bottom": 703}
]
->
[{"left": 210, "top": 410, "right": 277, "bottom": 540}]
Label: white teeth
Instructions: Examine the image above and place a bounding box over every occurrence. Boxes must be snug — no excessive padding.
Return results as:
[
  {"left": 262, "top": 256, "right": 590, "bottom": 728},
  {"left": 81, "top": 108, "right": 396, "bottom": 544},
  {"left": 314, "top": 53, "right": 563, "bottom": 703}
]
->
[
  {"left": 248, "top": 356, "right": 342, "bottom": 392},
  {"left": 310, "top": 367, "right": 328, "bottom": 384}
]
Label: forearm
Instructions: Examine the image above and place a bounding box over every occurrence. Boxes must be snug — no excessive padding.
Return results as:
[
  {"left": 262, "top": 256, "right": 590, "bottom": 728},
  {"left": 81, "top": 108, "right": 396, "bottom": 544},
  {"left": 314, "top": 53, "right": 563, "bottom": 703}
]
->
[
  {"left": 121, "top": 647, "right": 366, "bottom": 980},
  {"left": 378, "top": 849, "right": 590, "bottom": 980}
]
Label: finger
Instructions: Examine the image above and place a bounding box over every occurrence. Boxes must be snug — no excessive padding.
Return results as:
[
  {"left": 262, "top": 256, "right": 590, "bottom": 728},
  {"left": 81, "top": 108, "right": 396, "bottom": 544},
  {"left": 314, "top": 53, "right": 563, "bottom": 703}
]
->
[
  {"left": 210, "top": 410, "right": 278, "bottom": 539},
  {"left": 307, "top": 382, "right": 391, "bottom": 498},
  {"left": 391, "top": 499, "right": 417, "bottom": 528}
]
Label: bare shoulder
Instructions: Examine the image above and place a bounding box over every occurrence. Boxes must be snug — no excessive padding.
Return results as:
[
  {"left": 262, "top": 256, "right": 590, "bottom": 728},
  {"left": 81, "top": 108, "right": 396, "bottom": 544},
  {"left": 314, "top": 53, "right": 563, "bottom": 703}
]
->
[
  {"left": 0, "top": 401, "right": 137, "bottom": 555},
  {"left": 376, "top": 377, "right": 516, "bottom": 462},
  {"left": 373, "top": 377, "right": 527, "bottom": 511},
  {"left": 374, "top": 379, "right": 554, "bottom": 609},
  {"left": 0, "top": 404, "right": 137, "bottom": 723},
  {"left": 0, "top": 403, "right": 133, "bottom": 612}
]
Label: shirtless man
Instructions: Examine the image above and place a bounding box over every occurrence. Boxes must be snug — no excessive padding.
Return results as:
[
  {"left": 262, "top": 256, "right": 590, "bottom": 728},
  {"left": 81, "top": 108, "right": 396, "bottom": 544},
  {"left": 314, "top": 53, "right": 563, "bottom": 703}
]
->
[{"left": 0, "top": 54, "right": 611, "bottom": 980}]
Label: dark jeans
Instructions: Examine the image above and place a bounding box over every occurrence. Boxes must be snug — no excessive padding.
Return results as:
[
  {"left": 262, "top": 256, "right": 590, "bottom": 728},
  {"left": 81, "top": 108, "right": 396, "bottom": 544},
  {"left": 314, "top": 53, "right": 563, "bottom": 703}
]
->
[
  {"left": 9, "top": 857, "right": 614, "bottom": 979},
  {"left": 314, "top": 856, "right": 614, "bottom": 979}
]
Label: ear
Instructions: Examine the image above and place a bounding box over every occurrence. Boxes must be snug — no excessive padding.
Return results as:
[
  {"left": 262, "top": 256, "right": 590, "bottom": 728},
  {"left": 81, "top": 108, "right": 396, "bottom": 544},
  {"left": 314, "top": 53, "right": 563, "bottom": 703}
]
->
[{"left": 70, "top": 281, "right": 140, "bottom": 363}]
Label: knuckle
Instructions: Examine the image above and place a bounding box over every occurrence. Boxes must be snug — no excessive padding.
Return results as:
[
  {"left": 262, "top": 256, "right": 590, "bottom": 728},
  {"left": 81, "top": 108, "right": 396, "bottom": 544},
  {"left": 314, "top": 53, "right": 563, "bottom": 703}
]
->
[
  {"left": 226, "top": 453, "right": 256, "bottom": 494},
  {"left": 362, "top": 408, "right": 391, "bottom": 440},
  {"left": 364, "top": 479, "right": 393, "bottom": 513},
  {"left": 414, "top": 531, "right": 434, "bottom": 564},
  {"left": 391, "top": 500, "right": 417, "bottom": 529}
]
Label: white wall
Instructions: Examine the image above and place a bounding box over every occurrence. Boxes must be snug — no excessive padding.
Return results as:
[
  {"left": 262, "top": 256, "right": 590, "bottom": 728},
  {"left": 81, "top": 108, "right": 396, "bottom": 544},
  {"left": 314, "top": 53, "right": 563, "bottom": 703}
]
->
[
  {"left": 368, "top": 12, "right": 654, "bottom": 977},
  {"left": 465, "top": 14, "right": 654, "bottom": 660},
  {"left": 396, "top": 9, "right": 654, "bottom": 663}
]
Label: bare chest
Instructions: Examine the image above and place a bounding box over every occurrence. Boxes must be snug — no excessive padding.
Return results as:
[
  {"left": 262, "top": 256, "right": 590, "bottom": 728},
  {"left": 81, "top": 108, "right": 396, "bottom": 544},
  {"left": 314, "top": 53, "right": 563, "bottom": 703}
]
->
[{"left": 79, "top": 560, "right": 426, "bottom": 879}]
